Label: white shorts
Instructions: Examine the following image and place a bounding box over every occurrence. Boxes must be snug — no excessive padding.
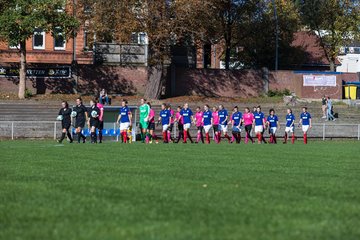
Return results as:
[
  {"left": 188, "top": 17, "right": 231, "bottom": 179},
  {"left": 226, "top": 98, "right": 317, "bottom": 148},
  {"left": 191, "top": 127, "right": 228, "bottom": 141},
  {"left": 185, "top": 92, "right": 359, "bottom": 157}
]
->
[
  {"left": 285, "top": 126, "right": 294, "bottom": 133},
  {"left": 270, "top": 127, "right": 277, "bottom": 134},
  {"left": 120, "top": 122, "right": 130, "bottom": 131},
  {"left": 204, "top": 125, "right": 212, "bottom": 133},
  {"left": 220, "top": 124, "right": 228, "bottom": 132},
  {"left": 254, "top": 125, "right": 263, "bottom": 133},
  {"left": 162, "top": 124, "right": 169, "bottom": 132},
  {"left": 183, "top": 123, "right": 191, "bottom": 130},
  {"left": 302, "top": 125, "right": 310, "bottom": 132}
]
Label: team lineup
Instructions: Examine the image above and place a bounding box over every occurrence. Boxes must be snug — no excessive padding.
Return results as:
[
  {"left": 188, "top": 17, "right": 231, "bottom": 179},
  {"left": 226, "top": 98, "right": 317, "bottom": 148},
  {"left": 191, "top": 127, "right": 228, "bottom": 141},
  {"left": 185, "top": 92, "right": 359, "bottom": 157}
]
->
[{"left": 57, "top": 98, "right": 313, "bottom": 144}]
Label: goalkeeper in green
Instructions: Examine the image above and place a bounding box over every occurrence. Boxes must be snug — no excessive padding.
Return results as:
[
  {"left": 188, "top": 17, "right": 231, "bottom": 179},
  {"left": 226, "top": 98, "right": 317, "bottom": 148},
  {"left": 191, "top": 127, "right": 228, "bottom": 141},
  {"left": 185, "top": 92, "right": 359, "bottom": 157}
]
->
[{"left": 139, "top": 98, "right": 150, "bottom": 143}]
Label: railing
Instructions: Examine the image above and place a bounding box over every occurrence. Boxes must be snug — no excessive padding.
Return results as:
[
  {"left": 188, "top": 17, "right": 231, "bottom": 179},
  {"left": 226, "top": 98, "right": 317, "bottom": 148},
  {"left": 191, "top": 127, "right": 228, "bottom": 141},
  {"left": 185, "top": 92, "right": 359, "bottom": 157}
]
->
[{"left": 1, "top": 121, "right": 360, "bottom": 141}]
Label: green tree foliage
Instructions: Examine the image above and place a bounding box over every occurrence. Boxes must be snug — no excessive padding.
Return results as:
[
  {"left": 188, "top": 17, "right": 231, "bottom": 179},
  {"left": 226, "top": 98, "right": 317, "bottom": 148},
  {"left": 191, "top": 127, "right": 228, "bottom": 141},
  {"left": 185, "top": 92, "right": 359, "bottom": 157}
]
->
[
  {"left": 0, "top": 0, "right": 79, "bottom": 99},
  {"left": 298, "top": 0, "right": 360, "bottom": 71}
]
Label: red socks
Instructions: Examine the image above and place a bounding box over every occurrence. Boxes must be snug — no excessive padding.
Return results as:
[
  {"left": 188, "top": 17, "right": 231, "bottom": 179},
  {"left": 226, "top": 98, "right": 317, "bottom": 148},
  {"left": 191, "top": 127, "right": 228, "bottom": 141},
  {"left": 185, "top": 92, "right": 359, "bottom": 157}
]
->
[
  {"left": 291, "top": 134, "right": 295, "bottom": 144},
  {"left": 206, "top": 133, "right": 210, "bottom": 143},
  {"left": 163, "top": 132, "right": 168, "bottom": 142},
  {"left": 303, "top": 133, "right": 307, "bottom": 144},
  {"left": 183, "top": 130, "right": 187, "bottom": 143}
]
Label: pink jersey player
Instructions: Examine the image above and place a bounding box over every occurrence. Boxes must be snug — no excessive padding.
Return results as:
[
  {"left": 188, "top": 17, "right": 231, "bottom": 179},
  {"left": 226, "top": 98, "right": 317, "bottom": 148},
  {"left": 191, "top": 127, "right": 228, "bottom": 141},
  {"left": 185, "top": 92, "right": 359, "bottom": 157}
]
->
[
  {"left": 195, "top": 111, "right": 203, "bottom": 127},
  {"left": 212, "top": 110, "right": 219, "bottom": 125},
  {"left": 169, "top": 109, "right": 175, "bottom": 124},
  {"left": 243, "top": 112, "right": 254, "bottom": 126},
  {"left": 148, "top": 108, "right": 155, "bottom": 123},
  {"left": 243, "top": 108, "right": 255, "bottom": 144},
  {"left": 176, "top": 111, "right": 183, "bottom": 124},
  {"left": 96, "top": 102, "right": 104, "bottom": 122}
]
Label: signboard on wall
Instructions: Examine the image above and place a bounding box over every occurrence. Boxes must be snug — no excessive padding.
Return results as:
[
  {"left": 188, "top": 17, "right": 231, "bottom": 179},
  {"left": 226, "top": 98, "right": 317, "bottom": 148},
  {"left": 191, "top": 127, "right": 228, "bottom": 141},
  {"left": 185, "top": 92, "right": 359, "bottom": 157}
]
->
[
  {"left": 303, "top": 75, "right": 337, "bottom": 87},
  {"left": 0, "top": 66, "right": 71, "bottom": 78}
]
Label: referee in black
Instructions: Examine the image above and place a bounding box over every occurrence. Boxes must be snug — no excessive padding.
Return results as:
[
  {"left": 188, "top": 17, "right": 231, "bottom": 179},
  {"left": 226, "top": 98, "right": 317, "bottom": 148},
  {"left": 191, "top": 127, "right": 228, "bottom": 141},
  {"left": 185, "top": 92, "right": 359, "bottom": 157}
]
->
[
  {"left": 88, "top": 99, "right": 100, "bottom": 144},
  {"left": 57, "top": 101, "right": 73, "bottom": 143},
  {"left": 74, "top": 97, "right": 88, "bottom": 143}
]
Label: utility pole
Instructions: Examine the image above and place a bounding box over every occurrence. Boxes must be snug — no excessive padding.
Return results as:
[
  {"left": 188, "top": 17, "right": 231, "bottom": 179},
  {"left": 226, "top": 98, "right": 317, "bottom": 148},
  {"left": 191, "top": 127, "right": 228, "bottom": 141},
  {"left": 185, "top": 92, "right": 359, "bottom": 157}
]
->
[{"left": 272, "top": 0, "right": 279, "bottom": 71}]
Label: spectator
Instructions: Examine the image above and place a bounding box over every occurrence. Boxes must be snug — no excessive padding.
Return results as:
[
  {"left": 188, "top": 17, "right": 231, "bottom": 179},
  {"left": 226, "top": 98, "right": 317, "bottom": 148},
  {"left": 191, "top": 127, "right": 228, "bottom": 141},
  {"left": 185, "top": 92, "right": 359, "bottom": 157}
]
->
[
  {"left": 321, "top": 95, "right": 327, "bottom": 118},
  {"left": 326, "top": 96, "right": 336, "bottom": 121},
  {"left": 99, "top": 89, "right": 110, "bottom": 105}
]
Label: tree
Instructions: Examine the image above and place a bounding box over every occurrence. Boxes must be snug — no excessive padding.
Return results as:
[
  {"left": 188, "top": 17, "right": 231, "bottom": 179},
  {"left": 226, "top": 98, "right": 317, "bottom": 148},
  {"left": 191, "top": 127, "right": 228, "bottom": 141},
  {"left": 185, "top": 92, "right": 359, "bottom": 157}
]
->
[
  {"left": 0, "top": 0, "right": 79, "bottom": 99},
  {"left": 298, "top": 0, "right": 360, "bottom": 71},
  {"left": 80, "top": 0, "right": 206, "bottom": 99}
]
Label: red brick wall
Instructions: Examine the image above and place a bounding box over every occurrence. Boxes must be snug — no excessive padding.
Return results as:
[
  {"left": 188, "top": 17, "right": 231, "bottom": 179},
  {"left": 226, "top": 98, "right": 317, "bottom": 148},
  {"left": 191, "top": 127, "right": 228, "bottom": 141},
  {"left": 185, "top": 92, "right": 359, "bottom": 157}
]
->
[{"left": 173, "top": 68, "right": 265, "bottom": 97}]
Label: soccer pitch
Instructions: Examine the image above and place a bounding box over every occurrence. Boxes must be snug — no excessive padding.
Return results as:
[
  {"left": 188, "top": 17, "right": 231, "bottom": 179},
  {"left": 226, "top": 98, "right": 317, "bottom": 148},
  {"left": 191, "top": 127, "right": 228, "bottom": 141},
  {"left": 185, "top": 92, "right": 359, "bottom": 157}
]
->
[{"left": 0, "top": 140, "right": 359, "bottom": 240}]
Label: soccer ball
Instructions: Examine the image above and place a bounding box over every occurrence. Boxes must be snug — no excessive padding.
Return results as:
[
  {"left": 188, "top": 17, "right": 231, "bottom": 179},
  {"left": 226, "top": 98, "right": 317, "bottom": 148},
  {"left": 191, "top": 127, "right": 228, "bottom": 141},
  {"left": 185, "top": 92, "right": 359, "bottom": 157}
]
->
[
  {"left": 91, "top": 110, "right": 98, "bottom": 118},
  {"left": 71, "top": 111, "right": 77, "bottom": 117},
  {"left": 56, "top": 115, "right": 63, "bottom": 121}
]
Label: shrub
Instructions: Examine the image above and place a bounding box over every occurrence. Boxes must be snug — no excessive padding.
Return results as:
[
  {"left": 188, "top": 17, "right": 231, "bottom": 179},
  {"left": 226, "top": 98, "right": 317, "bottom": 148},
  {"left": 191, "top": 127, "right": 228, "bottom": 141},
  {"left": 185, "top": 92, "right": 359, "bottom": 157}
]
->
[{"left": 267, "top": 89, "right": 291, "bottom": 97}]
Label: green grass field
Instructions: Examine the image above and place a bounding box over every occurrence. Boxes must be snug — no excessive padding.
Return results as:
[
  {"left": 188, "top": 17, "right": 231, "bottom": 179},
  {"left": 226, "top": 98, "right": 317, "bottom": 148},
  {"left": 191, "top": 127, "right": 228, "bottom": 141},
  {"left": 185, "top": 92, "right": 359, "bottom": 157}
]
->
[{"left": 1, "top": 140, "right": 359, "bottom": 240}]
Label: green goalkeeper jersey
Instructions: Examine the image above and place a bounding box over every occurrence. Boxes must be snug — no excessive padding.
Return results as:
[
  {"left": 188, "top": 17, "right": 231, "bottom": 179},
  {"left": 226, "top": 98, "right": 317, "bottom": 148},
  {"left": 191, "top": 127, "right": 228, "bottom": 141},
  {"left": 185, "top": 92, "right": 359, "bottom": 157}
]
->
[{"left": 139, "top": 104, "right": 150, "bottom": 122}]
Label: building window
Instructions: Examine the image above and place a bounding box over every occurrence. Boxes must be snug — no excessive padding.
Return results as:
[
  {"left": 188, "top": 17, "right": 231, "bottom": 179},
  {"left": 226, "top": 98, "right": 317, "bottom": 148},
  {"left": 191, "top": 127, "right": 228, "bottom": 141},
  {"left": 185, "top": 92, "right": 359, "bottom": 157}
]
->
[
  {"left": 33, "top": 29, "right": 45, "bottom": 50},
  {"left": 131, "top": 32, "right": 148, "bottom": 44},
  {"left": 54, "top": 27, "right": 66, "bottom": 50}
]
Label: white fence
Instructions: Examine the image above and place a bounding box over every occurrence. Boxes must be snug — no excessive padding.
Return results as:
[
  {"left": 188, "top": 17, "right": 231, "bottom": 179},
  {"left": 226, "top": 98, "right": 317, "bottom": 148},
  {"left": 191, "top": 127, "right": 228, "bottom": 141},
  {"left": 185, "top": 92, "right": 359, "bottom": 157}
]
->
[{"left": 1, "top": 121, "right": 360, "bottom": 141}]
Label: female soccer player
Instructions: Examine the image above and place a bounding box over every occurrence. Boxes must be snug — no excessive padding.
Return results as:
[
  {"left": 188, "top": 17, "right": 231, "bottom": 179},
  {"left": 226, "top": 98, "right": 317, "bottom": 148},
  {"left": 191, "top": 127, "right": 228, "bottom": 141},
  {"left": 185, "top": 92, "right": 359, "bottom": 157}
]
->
[
  {"left": 266, "top": 108, "right": 280, "bottom": 144},
  {"left": 254, "top": 106, "right": 266, "bottom": 144},
  {"left": 299, "top": 106, "right": 312, "bottom": 144},
  {"left": 242, "top": 107, "right": 254, "bottom": 144},
  {"left": 158, "top": 103, "right": 171, "bottom": 143},
  {"left": 231, "top": 106, "right": 243, "bottom": 144},
  {"left": 194, "top": 106, "right": 204, "bottom": 143},
  {"left": 116, "top": 99, "right": 132, "bottom": 143},
  {"left": 167, "top": 104, "right": 175, "bottom": 142},
  {"left": 202, "top": 105, "right": 213, "bottom": 144},
  {"left": 174, "top": 106, "right": 184, "bottom": 143},
  {"left": 88, "top": 99, "right": 101, "bottom": 144},
  {"left": 212, "top": 106, "right": 220, "bottom": 143},
  {"left": 180, "top": 103, "right": 194, "bottom": 143},
  {"left": 73, "top": 97, "right": 88, "bottom": 143},
  {"left": 218, "top": 104, "right": 231, "bottom": 143},
  {"left": 57, "top": 101, "right": 73, "bottom": 143},
  {"left": 95, "top": 97, "right": 104, "bottom": 143},
  {"left": 283, "top": 108, "right": 295, "bottom": 144},
  {"left": 147, "top": 102, "right": 157, "bottom": 144},
  {"left": 139, "top": 98, "right": 150, "bottom": 143}
]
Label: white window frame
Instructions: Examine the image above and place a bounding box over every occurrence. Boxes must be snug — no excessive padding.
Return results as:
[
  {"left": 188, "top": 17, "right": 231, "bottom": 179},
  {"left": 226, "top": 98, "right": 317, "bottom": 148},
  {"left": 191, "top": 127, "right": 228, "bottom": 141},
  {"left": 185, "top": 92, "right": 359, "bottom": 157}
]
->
[
  {"left": 33, "top": 29, "right": 46, "bottom": 50},
  {"left": 54, "top": 28, "right": 66, "bottom": 51}
]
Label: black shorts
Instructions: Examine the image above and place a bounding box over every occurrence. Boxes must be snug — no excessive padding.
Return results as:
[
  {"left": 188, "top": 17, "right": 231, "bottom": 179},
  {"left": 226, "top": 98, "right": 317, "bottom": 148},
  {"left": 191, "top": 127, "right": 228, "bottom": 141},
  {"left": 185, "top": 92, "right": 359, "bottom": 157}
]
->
[
  {"left": 197, "top": 126, "right": 204, "bottom": 131},
  {"left": 75, "top": 119, "right": 85, "bottom": 128},
  {"left": 98, "top": 121, "right": 104, "bottom": 130},
  {"left": 168, "top": 123, "right": 174, "bottom": 132},
  {"left": 90, "top": 119, "right": 99, "bottom": 128},
  {"left": 245, "top": 125, "right": 252, "bottom": 132},
  {"left": 178, "top": 123, "right": 184, "bottom": 131},
  {"left": 213, "top": 124, "right": 219, "bottom": 132},
  {"left": 148, "top": 122, "right": 155, "bottom": 130},
  {"left": 62, "top": 121, "right": 71, "bottom": 130}
]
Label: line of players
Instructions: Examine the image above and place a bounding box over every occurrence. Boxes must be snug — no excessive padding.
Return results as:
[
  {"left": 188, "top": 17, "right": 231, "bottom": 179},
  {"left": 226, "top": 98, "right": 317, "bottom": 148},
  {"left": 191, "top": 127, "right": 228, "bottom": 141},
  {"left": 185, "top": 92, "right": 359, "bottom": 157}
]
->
[
  {"left": 130, "top": 99, "right": 312, "bottom": 144},
  {"left": 57, "top": 97, "right": 312, "bottom": 144},
  {"left": 57, "top": 97, "right": 104, "bottom": 144}
]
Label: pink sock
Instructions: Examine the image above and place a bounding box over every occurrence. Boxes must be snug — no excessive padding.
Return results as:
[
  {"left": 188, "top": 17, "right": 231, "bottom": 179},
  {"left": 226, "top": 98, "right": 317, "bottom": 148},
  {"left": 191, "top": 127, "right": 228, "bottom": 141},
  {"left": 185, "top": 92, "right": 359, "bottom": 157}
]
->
[
  {"left": 197, "top": 132, "right": 201, "bottom": 142},
  {"left": 167, "top": 132, "right": 171, "bottom": 141},
  {"left": 145, "top": 135, "right": 149, "bottom": 143}
]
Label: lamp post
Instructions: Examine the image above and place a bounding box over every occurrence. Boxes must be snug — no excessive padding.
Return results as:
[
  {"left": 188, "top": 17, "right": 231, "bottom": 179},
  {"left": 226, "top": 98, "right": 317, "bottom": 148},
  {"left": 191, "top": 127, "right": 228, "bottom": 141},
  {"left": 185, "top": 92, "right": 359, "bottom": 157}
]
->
[{"left": 272, "top": 0, "right": 279, "bottom": 71}]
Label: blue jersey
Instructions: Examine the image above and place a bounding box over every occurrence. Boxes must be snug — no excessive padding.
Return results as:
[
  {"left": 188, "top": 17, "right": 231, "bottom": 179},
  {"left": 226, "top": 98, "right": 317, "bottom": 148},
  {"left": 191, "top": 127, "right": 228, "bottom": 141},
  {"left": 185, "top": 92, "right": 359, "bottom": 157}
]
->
[
  {"left": 180, "top": 108, "right": 193, "bottom": 124},
  {"left": 160, "top": 109, "right": 171, "bottom": 125},
  {"left": 119, "top": 106, "right": 130, "bottom": 123},
  {"left": 218, "top": 109, "right": 228, "bottom": 125},
  {"left": 203, "top": 110, "right": 212, "bottom": 126},
  {"left": 267, "top": 115, "right": 278, "bottom": 128},
  {"left": 254, "top": 112, "right": 265, "bottom": 126},
  {"left": 285, "top": 114, "right": 295, "bottom": 127},
  {"left": 300, "top": 112, "right": 311, "bottom": 126},
  {"left": 232, "top": 111, "right": 243, "bottom": 126}
]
